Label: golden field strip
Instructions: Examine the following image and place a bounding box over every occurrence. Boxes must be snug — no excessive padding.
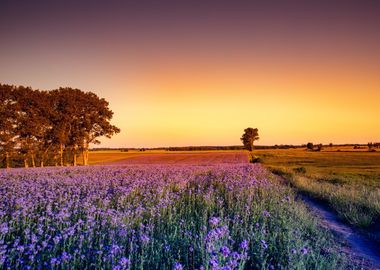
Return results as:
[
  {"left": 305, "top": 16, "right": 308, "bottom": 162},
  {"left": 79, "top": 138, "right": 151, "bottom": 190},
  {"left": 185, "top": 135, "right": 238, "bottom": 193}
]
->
[{"left": 83, "top": 150, "right": 249, "bottom": 165}]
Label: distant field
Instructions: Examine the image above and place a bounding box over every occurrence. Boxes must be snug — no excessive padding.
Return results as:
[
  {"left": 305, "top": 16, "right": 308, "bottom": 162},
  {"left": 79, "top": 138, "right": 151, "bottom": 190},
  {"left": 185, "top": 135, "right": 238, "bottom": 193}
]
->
[
  {"left": 256, "top": 147, "right": 380, "bottom": 186},
  {"left": 84, "top": 150, "right": 249, "bottom": 165}
]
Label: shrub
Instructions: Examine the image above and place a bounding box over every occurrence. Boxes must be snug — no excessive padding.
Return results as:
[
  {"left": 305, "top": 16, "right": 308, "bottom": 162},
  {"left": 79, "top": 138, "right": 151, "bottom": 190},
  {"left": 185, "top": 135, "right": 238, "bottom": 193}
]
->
[
  {"left": 293, "top": 167, "right": 307, "bottom": 174},
  {"left": 249, "top": 155, "right": 262, "bottom": 163}
]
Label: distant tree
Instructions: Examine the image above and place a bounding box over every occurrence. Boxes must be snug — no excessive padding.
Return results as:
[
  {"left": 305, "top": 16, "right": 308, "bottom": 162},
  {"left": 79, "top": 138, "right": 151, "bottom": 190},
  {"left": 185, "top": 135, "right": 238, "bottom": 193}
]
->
[
  {"left": 240, "top": 127, "right": 259, "bottom": 152},
  {"left": 306, "top": 142, "right": 314, "bottom": 150},
  {"left": 329, "top": 143, "right": 333, "bottom": 147},
  {"left": 368, "top": 142, "right": 373, "bottom": 150},
  {"left": 316, "top": 144, "right": 323, "bottom": 151}
]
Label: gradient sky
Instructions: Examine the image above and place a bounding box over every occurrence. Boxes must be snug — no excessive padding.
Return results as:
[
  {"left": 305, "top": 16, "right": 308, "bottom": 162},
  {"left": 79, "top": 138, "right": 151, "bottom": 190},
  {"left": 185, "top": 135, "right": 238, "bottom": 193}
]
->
[{"left": 1, "top": 1, "right": 380, "bottom": 147}]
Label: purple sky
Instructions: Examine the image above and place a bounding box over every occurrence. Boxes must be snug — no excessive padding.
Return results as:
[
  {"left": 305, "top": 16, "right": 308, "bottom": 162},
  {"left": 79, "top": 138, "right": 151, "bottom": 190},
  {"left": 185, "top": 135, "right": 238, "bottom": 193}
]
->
[{"left": 1, "top": 1, "right": 380, "bottom": 147}]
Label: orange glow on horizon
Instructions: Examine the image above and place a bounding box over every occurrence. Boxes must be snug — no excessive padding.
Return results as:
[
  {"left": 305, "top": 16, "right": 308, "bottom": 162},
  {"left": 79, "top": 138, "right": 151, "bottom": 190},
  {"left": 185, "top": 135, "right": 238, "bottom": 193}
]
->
[{"left": 1, "top": 1, "right": 379, "bottom": 147}]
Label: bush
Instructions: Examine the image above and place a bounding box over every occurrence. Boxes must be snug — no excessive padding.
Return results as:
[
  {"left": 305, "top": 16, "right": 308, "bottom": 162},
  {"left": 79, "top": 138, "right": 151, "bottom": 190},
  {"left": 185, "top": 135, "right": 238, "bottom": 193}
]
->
[
  {"left": 293, "top": 167, "right": 307, "bottom": 174},
  {"left": 306, "top": 142, "right": 314, "bottom": 150},
  {"left": 249, "top": 155, "right": 262, "bottom": 163}
]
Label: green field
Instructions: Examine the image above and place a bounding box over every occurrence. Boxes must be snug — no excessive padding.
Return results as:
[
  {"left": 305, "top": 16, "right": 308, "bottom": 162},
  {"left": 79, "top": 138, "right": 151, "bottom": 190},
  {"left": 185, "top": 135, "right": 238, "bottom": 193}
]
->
[
  {"left": 255, "top": 147, "right": 380, "bottom": 243},
  {"left": 256, "top": 148, "right": 380, "bottom": 186}
]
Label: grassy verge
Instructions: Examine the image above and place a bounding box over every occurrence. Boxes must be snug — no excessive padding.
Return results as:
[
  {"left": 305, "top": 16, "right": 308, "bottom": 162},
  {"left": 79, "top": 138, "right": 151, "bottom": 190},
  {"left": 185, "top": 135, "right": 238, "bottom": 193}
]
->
[
  {"left": 268, "top": 166, "right": 380, "bottom": 244},
  {"left": 255, "top": 148, "right": 380, "bottom": 242}
]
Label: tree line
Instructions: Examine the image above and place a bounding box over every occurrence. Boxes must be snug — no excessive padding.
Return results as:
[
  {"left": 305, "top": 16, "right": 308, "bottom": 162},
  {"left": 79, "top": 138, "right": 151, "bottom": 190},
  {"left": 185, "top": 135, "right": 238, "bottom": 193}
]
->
[{"left": 0, "top": 84, "right": 120, "bottom": 168}]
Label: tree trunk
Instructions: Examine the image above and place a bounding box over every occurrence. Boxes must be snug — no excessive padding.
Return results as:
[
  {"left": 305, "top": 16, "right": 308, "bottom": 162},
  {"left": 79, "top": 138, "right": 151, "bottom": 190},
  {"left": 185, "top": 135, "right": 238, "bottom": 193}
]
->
[
  {"left": 54, "top": 153, "right": 58, "bottom": 166},
  {"left": 5, "top": 151, "right": 10, "bottom": 169},
  {"left": 40, "top": 160, "right": 44, "bottom": 167},
  {"left": 82, "top": 141, "right": 89, "bottom": 166},
  {"left": 73, "top": 145, "right": 77, "bottom": 166},
  {"left": 31, "top": 154, "right": 36, "bottom": 168},
  {"left": 24, "top": 158, "right": 29, "bottom": 168},
  {"left": 60, "top": 143, "right": 64, "bottom": 166},
  {"left": 73, "top": 154, "right": 77, "bottom": 166}
]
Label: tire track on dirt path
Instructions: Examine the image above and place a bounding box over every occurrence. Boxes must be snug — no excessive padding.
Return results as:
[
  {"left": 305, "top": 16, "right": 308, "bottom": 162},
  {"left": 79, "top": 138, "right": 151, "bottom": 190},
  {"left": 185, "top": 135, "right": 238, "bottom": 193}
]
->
[{"left": 300, "top": 195, "right": 380, "bottom": 269}]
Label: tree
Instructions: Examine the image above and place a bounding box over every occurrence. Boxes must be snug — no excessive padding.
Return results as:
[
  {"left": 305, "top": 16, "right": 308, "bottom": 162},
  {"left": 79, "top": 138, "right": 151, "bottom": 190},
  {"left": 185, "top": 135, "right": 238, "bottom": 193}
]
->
[
  {"left": 306, "top": 142, "right": 314, "bottom": 150},
  {"left": 13, "top": 87, "right": 53, "bottom": 167},
  {"left": 50, "top": 88, "right": 120, "bottom": 166},
  {"left": 0, "top": 84, "right": 18, "bottom": 169},
  {"left": 368, "top": 142, "right": 373, "bottom": 150},
  {"left": 76, "top": 91, "right": 120, "bottom": 165},
  {"left": 240, "top": 127, "right": 259, "bottom": 152},
  {"left": 0, "top": 83, "right": 120, "bottom": 168},
  {"left": 316, "top": 143, "right": 323, "bottom": 151}
]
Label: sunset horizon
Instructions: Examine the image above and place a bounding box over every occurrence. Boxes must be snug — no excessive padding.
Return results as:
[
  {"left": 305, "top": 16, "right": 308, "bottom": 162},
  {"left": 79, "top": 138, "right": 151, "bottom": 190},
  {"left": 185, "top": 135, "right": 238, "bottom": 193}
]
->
[{"left": 1, "top": 0, "right": 379, "bottom": 148}]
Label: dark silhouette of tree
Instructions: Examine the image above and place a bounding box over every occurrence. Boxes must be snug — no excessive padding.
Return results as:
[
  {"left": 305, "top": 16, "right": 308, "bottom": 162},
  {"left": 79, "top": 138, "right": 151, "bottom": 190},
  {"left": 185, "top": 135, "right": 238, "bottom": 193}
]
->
[
  {"left": 316, "top": 144, "right": 323, "bottom": 151},
  {"left": 306, "top": 142, "right": 314, "bottom": 150},
  {"left": 368, "top": 142, "right": 373, "bottom": 150},
  {"left": 240, "top": 127, "right": 259, "bottom": 152}
]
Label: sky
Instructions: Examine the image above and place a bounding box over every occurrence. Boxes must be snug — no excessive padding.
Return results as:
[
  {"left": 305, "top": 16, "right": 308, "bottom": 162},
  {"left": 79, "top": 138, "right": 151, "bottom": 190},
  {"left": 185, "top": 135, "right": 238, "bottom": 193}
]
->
[{"left": 1, "top": 1, "right": 380, "bottom": 147}]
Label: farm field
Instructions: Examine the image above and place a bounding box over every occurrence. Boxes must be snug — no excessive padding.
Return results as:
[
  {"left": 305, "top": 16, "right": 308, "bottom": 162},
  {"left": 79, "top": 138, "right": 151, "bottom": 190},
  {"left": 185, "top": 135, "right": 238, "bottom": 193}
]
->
[
  {"left": 256, "top": 148, "right": 380, "bottom": 242},
  {"left": 0, "top": 159, "right": 353, "bottom": 269},
  {"left": 256, "top": 147, "right": 380, "bottom": 185},
  {"left": 84, "top": 151, "right": 249, "bottom": 165}
]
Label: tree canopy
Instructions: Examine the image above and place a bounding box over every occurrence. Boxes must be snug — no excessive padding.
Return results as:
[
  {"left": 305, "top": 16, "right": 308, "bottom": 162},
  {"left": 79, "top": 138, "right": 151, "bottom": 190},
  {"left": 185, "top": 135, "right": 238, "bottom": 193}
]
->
[
  {"left": 241, "top": 127, "right": 259, "bottom": 152},
  {"left": 0, "top": 84, "right": 120, "bottom": 168}
]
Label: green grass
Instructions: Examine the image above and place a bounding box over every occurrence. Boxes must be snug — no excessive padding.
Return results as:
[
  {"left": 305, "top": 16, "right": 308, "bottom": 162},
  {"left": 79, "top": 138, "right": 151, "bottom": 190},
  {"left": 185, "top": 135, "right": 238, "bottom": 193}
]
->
[{"left": 256, "top": 148, "right": 380, "bottom": 243}]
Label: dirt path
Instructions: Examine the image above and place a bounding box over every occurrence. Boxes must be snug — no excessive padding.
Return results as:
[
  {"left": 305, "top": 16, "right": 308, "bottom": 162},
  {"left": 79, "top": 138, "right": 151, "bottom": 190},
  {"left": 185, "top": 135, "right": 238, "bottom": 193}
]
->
[{"left": 300, "top": 195, "right": 380, "bottom": 269}]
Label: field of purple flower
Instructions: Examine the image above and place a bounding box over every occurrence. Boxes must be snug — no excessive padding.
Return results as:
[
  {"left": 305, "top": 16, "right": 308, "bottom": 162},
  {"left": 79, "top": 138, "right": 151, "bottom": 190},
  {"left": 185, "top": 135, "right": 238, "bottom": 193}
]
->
[{"left": 0, "top": 164, "right": 349, "bottom": 269}]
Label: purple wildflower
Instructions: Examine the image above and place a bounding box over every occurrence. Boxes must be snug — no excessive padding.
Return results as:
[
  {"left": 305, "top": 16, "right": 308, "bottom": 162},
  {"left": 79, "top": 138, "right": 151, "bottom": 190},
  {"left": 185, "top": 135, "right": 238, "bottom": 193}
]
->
[
  {"left": 240, "top": 240, "right": 249, "bottom": 250},
  {"left": 220, "top": 246, "right": 230, "bottom": 257},
  {"left": 209, "top": 217, "right": 221, "bottom": 227},
  {"left": 119, "top": 257, "right": 129, "bottom": 266},
  {"left": 140, "top": 234, "right": 150, "bottom": 244},
  {"left": 173, "top": 262, "right": 183, "bottom": 270},
  {"left": 209, "top": 257, "right": 219, "bottom": 269}
]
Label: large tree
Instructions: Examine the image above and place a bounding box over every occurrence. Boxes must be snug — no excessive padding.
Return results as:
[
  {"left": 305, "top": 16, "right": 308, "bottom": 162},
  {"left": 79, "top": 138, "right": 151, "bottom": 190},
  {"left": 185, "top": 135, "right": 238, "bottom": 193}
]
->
[
  {"left": 77, "top": 91, "right": 120, "bottom": 165},
  {"left": 49, "top": 88, "right": 83, "bottom": 166},
  {"left": 50, "top": 88, "right": 120, "bottom": 166},
  {"left": 14, "top": 87, "right": 53, "bottom": 167},
  {"left": 241, "top": 127, "right": 259, "bottom": 152},
  {"left": 0, "top": 83, "right": 120, "bottom": 168}
]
